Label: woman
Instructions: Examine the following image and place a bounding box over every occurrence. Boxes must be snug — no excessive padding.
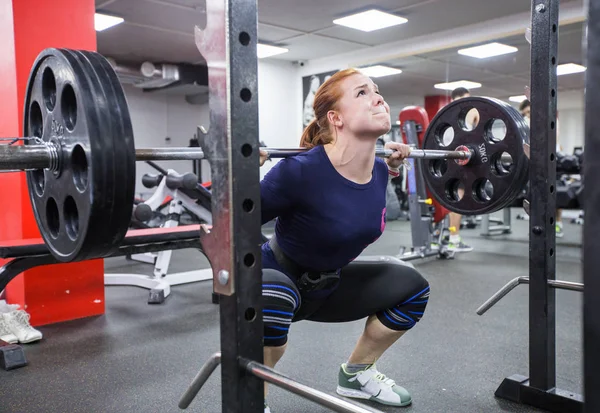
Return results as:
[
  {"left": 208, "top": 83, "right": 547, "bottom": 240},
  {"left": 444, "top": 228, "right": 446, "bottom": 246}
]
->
[{"left": 258, "top": 68, "right": 430, "bottom": 411}]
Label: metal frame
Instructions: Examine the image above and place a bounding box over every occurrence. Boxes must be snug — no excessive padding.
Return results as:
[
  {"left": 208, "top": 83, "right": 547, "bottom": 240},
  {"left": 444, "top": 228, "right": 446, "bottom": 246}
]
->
[
  {"left": 492, "top": 1, "right": 584, "bottom": 411},
  {"left": 584, "top": 1, "right": 600, "bottom": 412}
]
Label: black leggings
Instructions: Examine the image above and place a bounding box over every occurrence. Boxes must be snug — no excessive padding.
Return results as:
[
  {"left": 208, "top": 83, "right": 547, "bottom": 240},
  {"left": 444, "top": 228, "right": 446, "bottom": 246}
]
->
[{"left": 262, "top": 258, "right": 430, "bottom": 347}]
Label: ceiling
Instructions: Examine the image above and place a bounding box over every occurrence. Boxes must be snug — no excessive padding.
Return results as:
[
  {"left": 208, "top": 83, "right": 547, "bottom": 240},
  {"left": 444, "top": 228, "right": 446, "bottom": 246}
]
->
[{"left": 95, "top": 0, "right": 587, "bottom": 100}]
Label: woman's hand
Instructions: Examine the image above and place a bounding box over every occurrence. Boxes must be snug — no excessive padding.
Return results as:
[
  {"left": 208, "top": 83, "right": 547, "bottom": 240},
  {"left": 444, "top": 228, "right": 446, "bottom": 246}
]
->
[
  {"left": 259, "top": 150, "right": 270, "bottom": 167},
  {"left": 384, "top": 142, "right": 411, "bottom": 169}
]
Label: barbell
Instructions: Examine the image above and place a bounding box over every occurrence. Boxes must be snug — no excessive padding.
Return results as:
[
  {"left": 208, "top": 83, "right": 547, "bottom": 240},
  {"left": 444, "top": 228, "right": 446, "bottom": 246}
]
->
[{"left": 0, "top": 48, "right": 529, "bottom": 263}]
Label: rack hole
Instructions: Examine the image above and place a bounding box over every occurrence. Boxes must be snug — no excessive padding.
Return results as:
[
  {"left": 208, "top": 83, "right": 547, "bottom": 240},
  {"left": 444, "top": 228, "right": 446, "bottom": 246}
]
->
[
  {"left": 244, "top": 253, "right": 255, "bottom": 267},
  {"left": 549, "top": 248, "right": 554, "bottom": 257},
  {"left": 550, "top": 153, "right": 555, "bottom": 162},
  {"left": 553, "top": 24, "right": 557, "bottom": 32},
  {"left": 240, "top": 88, "right": 252, "bottom": 102},
  {"left": 552, "top": 57, "right": 556, "bottom": 65},
  {"left": 551, "top": 89, "right": 556, "bottom": 97},
  {"left": 550, "top": 185, "right": 555, "bottom": 194},
  {"left": 243, "top": 199, "right": 254, "bottom": 212},
  {"left": 239, "top": 32, "right": 250, "bottom": 46},
  {"left": 550, "top": 217, "right": 555, "bottom": 225},
  {"left": 245, "top": 307, "right": 256, "bottom": 322},
  {"left": 241, "top": 143, "right": 253, "bottom": 157}
]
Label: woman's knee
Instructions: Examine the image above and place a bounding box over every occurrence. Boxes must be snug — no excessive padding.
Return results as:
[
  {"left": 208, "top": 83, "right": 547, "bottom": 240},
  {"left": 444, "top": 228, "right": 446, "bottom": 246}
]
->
[
  {"left": 376, "top": 265, "right": 430, "bottom": 331},
  {"left": 262, "top": 269, "right": 300, "bottom": 347}
]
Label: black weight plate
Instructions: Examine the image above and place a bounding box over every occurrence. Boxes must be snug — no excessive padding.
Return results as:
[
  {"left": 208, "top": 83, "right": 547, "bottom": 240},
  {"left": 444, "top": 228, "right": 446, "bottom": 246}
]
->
[
  {"left": 422, "top": 97, "right": 529, "bottom": 215},
  {"left": 23, "top": 48, "right": 135, "bottom": 262}
]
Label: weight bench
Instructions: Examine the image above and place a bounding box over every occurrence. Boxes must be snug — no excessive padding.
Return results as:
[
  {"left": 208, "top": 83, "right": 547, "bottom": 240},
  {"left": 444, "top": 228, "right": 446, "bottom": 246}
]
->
[{"left": 0, "top": 224, "right": 206, "bottom": 371}]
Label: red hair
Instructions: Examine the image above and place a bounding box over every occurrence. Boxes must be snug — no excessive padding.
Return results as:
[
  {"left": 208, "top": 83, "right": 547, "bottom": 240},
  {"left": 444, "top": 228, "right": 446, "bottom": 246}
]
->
[{"left": 300, "top": 68, "right": 362, "bottom": 149}]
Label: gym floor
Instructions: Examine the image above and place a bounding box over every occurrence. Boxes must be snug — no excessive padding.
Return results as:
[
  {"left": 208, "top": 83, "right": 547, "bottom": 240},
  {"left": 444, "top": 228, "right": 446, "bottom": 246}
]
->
[{"left": 0, "top": 208, "right": 582, "bottom": 413}]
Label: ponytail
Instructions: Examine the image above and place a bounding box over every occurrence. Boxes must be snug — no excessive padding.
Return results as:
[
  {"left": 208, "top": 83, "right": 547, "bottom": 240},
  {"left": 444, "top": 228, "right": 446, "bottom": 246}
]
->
[
  {"left": 299, "top": 68, "right": 362, "bottom": 149},
  {"left": 299, "top": 119, "right": 332, "bottom": 148}
]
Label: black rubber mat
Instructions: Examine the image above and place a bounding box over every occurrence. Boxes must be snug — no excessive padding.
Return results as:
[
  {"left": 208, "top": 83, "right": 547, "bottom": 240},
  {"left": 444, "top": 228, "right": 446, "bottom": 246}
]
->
[{"left": 0, "top": 213, "right": 582, "bottom": 413}]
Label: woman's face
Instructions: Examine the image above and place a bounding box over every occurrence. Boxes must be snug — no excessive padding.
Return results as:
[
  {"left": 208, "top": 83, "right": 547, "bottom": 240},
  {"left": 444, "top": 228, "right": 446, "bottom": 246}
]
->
[{"left": 331, "top": 73, "right": 391, "bottom": 138}]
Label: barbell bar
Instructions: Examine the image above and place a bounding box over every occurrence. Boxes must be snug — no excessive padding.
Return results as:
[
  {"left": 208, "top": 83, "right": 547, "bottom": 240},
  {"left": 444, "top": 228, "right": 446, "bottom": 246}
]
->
[{"left": 0, "top": 142, "right": 511, "bottom": 173}]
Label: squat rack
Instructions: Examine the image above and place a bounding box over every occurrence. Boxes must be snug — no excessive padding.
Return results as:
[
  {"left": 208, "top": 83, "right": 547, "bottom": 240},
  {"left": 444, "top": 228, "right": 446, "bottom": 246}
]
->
[{"left": 178, "top": 0, "right": 600, "bottom": 412}]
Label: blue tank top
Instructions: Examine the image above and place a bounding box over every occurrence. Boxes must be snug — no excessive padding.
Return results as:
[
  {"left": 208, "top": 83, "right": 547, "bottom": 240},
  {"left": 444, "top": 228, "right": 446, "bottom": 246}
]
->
[{"left": 260, "top": 145, "right": 389, "bottom": 273}]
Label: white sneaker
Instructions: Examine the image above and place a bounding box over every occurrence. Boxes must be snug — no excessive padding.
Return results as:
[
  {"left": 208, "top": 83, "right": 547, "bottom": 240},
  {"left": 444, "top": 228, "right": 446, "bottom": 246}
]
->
[
  {"left": 0, "top": 300, "right": 20, "bottom": 313},
  {"left": 337, "top": 364, "right": 412, "bottom": 407},
  {"left": 0, "top": 315, "right": 18, "bottom": 344},
  {"left": 4, "top": 310, "right": 43, "bottom": 344}
]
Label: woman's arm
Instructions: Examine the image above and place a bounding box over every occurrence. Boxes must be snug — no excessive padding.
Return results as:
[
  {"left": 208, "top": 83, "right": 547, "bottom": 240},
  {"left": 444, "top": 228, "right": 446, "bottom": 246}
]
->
[{"left": 260, "top": 158, "right": 302, "bottom": 224}]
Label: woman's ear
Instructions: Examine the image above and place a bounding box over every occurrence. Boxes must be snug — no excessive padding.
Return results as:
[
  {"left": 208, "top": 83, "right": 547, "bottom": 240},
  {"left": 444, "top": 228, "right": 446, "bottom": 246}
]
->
[{"left": 327, "top": 110, "right": 343, "bottom": 127}]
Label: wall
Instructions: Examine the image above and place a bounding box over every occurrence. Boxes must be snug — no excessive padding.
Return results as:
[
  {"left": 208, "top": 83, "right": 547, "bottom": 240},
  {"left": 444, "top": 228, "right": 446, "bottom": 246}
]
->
[
  {"left": 557, "top": 89, "right": 585, "bottom": 153},
  {"left": 122, "top": 58, "right": 301, "bottom": 195},
  {"left": 123, "top": 84, "right": 209, "bottom": 197}
]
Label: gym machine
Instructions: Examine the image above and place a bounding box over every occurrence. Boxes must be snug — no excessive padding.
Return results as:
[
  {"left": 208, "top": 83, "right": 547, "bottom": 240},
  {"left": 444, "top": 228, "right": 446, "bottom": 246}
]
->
[{"left": 104, "top": 161, "right": 214, "bottom": 304}]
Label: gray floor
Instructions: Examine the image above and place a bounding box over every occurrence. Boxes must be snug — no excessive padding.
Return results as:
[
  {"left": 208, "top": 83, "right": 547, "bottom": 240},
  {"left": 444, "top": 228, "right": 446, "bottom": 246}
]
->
[{"left": 0, "top": 208, "right": 583, "bottom": 413}]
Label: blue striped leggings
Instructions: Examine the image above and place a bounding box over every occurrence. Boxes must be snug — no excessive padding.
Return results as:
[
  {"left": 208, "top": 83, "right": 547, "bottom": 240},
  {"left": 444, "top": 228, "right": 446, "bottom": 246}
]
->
[{"left": 262, "top": 260, "right": 430, "bottom": 347}]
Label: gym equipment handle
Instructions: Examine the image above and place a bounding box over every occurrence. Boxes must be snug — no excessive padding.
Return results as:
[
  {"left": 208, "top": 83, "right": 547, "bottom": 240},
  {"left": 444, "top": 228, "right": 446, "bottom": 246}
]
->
[
  {"left": 243, "top": 359, "right": 385, "bottom": 413},
  {"left": 142, "top": 174, "right": 163, "bottom": 189},
  {"left": 476, "top": 276, "right": 584, "bottom": 315},
  {"left": 165, "top": 172, "right": 199, "bottom": 190},
  {"left": 0, "top": 143, "right": 479, "bottom": 172}
]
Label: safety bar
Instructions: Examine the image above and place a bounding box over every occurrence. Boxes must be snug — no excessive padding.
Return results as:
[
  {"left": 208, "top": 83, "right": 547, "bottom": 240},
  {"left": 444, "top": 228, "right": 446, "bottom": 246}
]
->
[
  {"left": 476, "top": 276, "right": 584, "bottom": 315},
  {"left": 179, "top": 352, "right": 384, "bottom": 413}
]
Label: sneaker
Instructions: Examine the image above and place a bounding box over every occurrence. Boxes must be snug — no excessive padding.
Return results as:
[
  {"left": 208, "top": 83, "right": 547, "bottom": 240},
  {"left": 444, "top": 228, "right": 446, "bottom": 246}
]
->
[
  {"left": 4, "top": 310, "right": 43, "bottom": 344},
  {"left": 447, "top": 238, "right": 473, "bottom": 252},
  {"left": 336, "top": 364, "right": 412, "bottom": 407},
  {"left": 0, "top": 315, "right": 18, "bottom": 344},
  {"left": 556, "top": 224, "right": 564, "bottom": 238},
  {"left": 264, "top": 402, "right": 271, "bottom": 413}
]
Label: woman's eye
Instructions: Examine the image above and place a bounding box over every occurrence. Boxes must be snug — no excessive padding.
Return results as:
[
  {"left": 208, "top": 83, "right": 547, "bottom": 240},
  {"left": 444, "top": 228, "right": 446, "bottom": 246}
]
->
[{"left": 357, "top": 90, "right": 366, "bottom": 96}]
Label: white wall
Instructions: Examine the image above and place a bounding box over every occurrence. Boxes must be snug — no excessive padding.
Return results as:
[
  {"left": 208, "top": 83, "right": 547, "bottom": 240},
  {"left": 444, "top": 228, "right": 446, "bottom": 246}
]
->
[
  {"left": 257, "top": 59, "right": 301, "bottom": 178},
  {"left": 557, "top": 90, "right": 585, "bottom": 153},
  {"left": 123, "top": 85, "right": 209, "bottom": 197}
]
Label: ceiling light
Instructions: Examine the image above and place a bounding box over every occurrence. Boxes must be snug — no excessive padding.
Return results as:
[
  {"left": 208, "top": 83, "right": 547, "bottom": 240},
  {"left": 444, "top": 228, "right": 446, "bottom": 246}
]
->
[
  {"left": 509, "top": 95, "right": 528, "bottom": 103},
  {"left": 434, "top": 80, "right": 482, "bottom": 91},
  {"left": 257, "top": 44, "right": 289, "bottom": 59},
  {"left": 359, "top": 65, "right": 402, "bottom": 78},
  {"left": 333, "top": 10, "right": 407, "bottom": 32},
  {"left": 395, "top": 120, "right": 401, "bottom": 125},
  {"left": 557, "top": 63, "right": 586, "bottom": 76},
  {"left": 95, "top": 13, "right": 124, "bottom": 32},
  {"left": 458, "top": 42, "right": 518, "bottom": 59}
]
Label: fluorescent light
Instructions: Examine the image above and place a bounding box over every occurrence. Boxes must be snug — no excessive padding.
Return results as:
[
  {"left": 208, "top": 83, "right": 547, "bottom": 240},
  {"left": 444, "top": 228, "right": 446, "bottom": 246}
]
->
[
  {"left": 458, "top": 42, "right": 518, "bottom": 59},
  {"left": 333, "top": 9, "right": 407, "bottom": 32},
  {"left": 557, "top": 63, "right": 586, "bottom": 76},
  {"left": 359, "top": 65, "right": 402, "bottom": 78},
  {"left": 509, "top": 95, "right": 528, "bottom": 103},
  {"left": 434, "top": 80, "right": 482, "bottom": 91},
  {"left": 257, "top": 44, "right": 289, "bottom": 59},
  {"left": 395, "top": 120, "right": 401, "bottom": 125},
  {"left": 94, "top": 13, "right": 124, "bottom": 32}
]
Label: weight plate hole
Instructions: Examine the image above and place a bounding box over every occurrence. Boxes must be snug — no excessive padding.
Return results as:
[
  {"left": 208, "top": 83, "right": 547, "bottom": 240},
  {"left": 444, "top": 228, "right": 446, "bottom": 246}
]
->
[
  {"left": 244, "top": 253, "right": 255, "bottom": 267},
  {"left": 473, "top": 178, "right": 494, "bottom": 203},
  {"left": 64, "top": 196, "right": 79, "bottom": 241},
  {"left": 61, "top": 84, "right": 78, "bottom": 131},
  {"left": 42, "top": 67, "right": 57, "bottom": 111},
  {"left": 46, "top": 197, "right": 60, "bottom": 239},
  {"left": 459, "top": 107, "right": 480, "bottom": 132},
  {"left": 239, "top": 32, "right": 250, "bottom": 46},
  {"left": 240, "top": 88, "right": 252, "bottom": 102},
  {"left": 245, "top": 307, "right": 256, "bottom": 322},
  {"left": 31, "top": 169, "right": 45, "bottom": 197},
  {"left": 243, "top": 199, "right": 254, "bottom": 212},
  {"left": 30, "top": 101, "right": 43, "bottom": 139},
  {"left": 435, "top": 124, "right": 454, "bottom": 147},
  {"left": 72, "top": 144, "right": 88, "bottom": 192},
  {"left": 445, "top": 179, "right": 464, "bottom": 202},
  {"left": 486, "top": 119, "right": 507, "bottom": 143},
  {"left": 429, "top": 159, "right": 448, "bottom": 178},
  {"left": 491, "top": 151, "right": 512, "bottom": 176},
  {"left": 241, "top": 143, "right": 253, "bottom": 157}
]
